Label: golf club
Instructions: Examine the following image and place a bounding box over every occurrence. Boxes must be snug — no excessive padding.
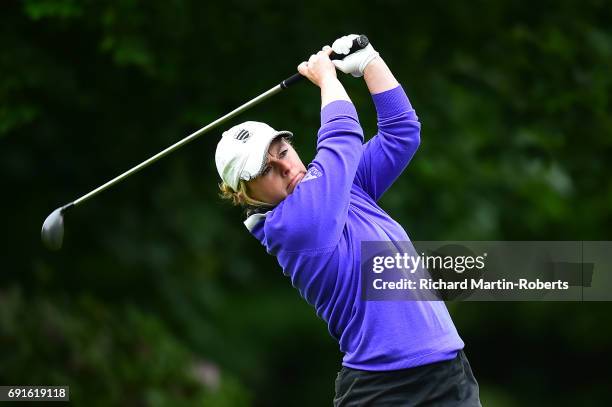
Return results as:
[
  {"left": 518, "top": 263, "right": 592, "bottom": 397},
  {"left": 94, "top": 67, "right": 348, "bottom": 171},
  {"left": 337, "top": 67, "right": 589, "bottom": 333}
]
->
[{"left": 41, "top": 35, "right": 370, "bottom": 250}]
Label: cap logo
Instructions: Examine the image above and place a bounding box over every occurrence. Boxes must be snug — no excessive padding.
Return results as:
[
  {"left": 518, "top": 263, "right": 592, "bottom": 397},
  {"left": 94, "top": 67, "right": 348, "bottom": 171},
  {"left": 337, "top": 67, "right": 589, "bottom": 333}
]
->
[{"left": 235, "top": 129, "right": 250, "bottom": 143}]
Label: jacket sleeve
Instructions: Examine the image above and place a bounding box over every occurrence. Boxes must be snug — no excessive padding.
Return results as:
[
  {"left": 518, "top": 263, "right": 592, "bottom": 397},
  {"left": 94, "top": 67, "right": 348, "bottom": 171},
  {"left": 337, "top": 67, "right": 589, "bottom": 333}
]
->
[
  {"left": 263, "top": 100, "right": 364, "bottom": 254},
  {"left": 354, "top": 85, "right": 421, "bottom": 201}
]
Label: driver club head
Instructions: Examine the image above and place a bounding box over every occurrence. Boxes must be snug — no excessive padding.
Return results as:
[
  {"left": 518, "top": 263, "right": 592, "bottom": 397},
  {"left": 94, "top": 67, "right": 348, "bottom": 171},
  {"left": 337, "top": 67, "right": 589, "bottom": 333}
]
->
[{"left": 41, "top": 204, "right": 73, "bottom": 250}]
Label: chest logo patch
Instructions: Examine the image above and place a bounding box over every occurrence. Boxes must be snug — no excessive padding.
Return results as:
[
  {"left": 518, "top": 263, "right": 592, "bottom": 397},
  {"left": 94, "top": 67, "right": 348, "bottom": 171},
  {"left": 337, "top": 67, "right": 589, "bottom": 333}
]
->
[{"left": 301, "top": 167, "right": 323, "bottom": 183}]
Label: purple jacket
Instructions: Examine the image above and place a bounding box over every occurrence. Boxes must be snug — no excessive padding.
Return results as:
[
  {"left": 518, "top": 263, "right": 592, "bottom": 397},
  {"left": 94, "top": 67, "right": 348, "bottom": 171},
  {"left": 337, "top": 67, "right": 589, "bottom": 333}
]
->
[{"left": 245, "top": 85, "right": 464, "bottom": 371}]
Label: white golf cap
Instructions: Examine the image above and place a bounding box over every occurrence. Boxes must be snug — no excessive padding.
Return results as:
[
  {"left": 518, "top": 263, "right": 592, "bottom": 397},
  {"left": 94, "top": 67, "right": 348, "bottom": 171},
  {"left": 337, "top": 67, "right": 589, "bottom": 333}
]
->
[{"left": 215, "top": 121, "right": 293, "bottom": 190}]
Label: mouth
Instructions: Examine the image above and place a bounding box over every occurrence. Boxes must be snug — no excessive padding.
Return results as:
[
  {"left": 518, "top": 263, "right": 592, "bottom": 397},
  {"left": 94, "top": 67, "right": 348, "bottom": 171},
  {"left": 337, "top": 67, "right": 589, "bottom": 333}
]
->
[{"left": 287, "top": 172, "right": 305, "bottom": 193}]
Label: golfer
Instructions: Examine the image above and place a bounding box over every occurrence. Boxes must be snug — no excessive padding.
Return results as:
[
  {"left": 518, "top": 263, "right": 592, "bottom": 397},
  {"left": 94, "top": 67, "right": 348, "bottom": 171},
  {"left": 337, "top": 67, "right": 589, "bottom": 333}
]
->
[{"left": 215, "top": 35, "right": 481, "bottom": 406}]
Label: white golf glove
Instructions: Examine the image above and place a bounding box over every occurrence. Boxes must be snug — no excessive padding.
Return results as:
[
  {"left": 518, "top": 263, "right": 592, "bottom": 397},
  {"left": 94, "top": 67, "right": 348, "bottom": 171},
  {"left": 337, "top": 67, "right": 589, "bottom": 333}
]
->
[{"left": 329, "top": 34, "right": 379, "bottom": 78}]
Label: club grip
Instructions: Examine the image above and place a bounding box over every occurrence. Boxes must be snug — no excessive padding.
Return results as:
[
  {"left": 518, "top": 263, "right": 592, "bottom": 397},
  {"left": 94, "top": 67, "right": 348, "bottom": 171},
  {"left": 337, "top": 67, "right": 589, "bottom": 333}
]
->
[
  {"left": 280, "top": 35, "right": 369, "bottom": 89},
  {"left": 330, "top": 35, "right": 369, "bottom": 61}
]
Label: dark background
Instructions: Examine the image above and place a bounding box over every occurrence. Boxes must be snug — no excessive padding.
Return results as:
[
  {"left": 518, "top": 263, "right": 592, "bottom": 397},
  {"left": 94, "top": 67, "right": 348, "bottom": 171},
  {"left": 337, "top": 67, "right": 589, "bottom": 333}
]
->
[{"left": 2, "top": 0, "right": 611, "bottom": 405}]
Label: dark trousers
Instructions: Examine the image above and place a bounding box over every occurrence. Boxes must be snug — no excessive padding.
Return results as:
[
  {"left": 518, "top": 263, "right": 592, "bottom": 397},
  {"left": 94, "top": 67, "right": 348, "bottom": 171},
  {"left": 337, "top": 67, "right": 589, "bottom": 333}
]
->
[{"left": 333, "top": 350, "right": 481, "bottom": 406}]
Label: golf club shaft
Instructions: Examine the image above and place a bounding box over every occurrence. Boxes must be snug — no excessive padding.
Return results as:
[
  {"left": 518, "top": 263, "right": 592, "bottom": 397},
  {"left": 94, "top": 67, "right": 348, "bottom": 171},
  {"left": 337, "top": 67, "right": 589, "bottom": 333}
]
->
[
  {"left": 73, "top": 84, "right": 283, "bottom": 207},
  {"left": 41, "top": 35, "right": 370, "bottom": 250},
  {"left": 70, "top": 35, "right": 369, "bottom": 208}
]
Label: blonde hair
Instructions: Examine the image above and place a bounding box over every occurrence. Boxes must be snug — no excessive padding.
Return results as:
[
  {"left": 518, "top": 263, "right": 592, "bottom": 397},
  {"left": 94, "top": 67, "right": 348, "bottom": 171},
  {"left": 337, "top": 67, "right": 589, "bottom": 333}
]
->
[{"left": 218, "top": 179, "right": 271, "bottom": 208}]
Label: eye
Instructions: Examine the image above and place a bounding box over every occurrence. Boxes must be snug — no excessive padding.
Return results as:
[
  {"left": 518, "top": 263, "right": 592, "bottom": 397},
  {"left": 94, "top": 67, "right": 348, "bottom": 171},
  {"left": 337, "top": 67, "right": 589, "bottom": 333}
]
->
[{"left": 280, "top": 149, "right": 288, "bottom": 158}]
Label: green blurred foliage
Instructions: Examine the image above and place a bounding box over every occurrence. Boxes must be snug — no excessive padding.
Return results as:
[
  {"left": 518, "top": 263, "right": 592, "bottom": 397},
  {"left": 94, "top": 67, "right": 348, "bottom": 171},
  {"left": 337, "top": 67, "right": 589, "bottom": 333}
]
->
[
  {"left": 1, "top": 0, "right": 611, "bottom": 405},
  {"left": 0, "top": 286, "right": 249, "bottom": 406}
]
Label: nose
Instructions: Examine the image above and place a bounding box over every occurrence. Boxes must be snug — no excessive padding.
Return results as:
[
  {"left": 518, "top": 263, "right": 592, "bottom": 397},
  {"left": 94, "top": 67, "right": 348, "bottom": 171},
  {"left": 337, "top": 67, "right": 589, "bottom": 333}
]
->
[
  {"left": 269, "top": 156, "right": 292, "bottom": 177},
  {"left": 276, "top": 159, "right": 291, "bottom": 177}
]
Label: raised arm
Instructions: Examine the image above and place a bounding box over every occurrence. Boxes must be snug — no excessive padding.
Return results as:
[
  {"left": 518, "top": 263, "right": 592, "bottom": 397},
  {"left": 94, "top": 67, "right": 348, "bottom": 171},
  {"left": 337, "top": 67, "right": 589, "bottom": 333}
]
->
[
  {"left": 331, "top": 35, "right": 421, "bottom": 201},
  {"left": 262, "top": 48, "right": 363, "bottom": 253}
]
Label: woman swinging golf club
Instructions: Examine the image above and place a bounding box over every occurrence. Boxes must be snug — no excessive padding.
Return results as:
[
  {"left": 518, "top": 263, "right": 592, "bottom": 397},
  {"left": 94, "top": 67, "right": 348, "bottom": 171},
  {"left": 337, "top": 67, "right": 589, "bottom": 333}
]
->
[{"left": 215, "top": 35, "right": 481, "bottom": 406}]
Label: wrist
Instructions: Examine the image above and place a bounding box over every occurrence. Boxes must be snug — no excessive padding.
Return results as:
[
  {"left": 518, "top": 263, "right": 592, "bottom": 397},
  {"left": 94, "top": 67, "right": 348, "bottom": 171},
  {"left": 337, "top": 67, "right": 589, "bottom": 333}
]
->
[
  {"left": 362, "top": 54, "right": 383, "bottom": 78},
  {"left": 319, "top": 75, "right": 340, "bottom": 89},
  {"left": 363, "top": 56, "right": 399, "bottom": 94},
  {"left": 320, "top": 78, "right": 350, "bottom": 108}
]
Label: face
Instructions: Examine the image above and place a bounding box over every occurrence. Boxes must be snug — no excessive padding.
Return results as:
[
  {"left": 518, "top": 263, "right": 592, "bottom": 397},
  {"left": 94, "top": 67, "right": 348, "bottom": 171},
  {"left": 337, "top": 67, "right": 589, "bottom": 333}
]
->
[{"left": 246, "top": 138, "right": 307, "bottom": 205}]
